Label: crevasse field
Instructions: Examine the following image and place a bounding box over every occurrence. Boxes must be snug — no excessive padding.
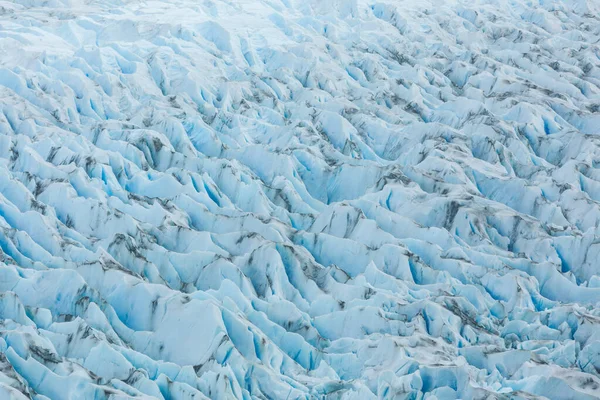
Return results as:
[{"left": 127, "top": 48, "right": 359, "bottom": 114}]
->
[{"left": 1, "top": 0, "right": 600, "bottom": 398}]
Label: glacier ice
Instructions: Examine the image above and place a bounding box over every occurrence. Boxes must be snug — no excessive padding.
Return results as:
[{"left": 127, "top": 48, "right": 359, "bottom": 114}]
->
[{"left": 1, "top": 0, "right": 600, "bottom": 398}]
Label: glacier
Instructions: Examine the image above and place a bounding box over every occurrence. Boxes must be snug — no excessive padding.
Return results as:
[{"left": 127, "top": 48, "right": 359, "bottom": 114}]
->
[{"left": 1, "top": 0, "right": 600, "bottom": 398}]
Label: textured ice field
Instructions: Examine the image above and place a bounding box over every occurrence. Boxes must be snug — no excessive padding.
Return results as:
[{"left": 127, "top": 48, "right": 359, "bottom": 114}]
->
[{"left": 1, "top": 0, "right": 600, "bottom": 398}]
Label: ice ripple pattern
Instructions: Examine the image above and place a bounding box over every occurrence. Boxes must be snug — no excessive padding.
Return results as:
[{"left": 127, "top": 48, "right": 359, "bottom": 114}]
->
[{"left": 1, "top": 0, "right": 600, "bottom": 398}]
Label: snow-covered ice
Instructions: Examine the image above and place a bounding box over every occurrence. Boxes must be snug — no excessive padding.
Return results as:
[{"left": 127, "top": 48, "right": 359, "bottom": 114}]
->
[{"left": 1, "top": 0, "right": 600, "bottom": 398}]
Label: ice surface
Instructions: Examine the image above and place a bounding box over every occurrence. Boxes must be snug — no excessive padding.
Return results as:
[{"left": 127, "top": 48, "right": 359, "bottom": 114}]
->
[{"left": 1, "top": 0, "right": 600, "bottom": 398}]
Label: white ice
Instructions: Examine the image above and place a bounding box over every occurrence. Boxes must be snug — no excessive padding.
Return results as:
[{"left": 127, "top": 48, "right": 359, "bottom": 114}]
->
[{"left": 1, "top": 0, "right": 600, "bottom": 398}]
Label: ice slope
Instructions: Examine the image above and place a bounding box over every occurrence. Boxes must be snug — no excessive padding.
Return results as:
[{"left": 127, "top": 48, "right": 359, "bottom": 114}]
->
[{"left": 1, "top": 0, "right": 600, "bottom": 398}]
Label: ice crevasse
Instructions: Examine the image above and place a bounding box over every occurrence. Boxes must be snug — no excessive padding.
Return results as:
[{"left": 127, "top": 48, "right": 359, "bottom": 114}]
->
[{"left": 1, "top": 0, "right": 600, "bottom": 398}]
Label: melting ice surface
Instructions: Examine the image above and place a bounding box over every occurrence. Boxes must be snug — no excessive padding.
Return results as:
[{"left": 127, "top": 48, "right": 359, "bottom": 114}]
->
[{"left": 1, "top": 0, "right": 600, "bottom": 398}]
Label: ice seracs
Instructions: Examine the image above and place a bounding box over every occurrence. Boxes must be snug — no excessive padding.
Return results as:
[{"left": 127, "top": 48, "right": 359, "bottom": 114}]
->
[{"left": 1, "top": 0, "right": 600, "bottom": 398}]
